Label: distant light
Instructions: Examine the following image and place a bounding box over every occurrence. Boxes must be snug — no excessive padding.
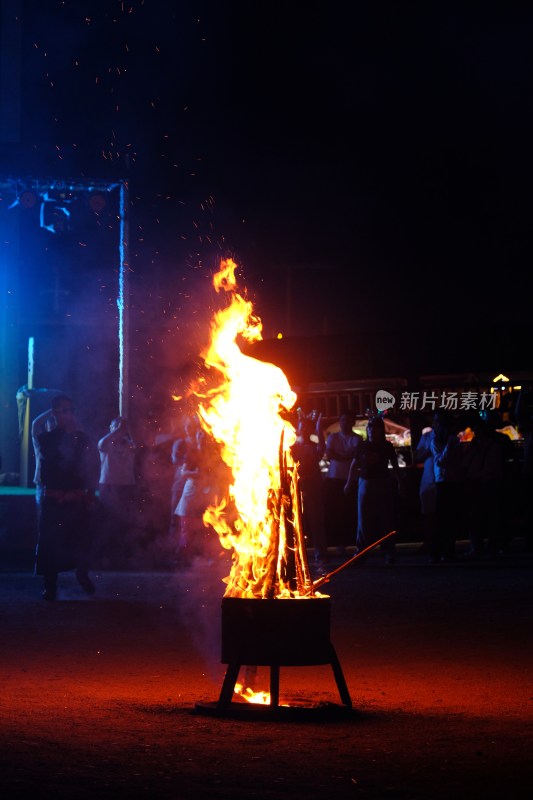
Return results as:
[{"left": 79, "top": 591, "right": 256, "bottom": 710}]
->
[
  {"left": 277, "top": 332, "right": 283, "bottom": 339},
  {"left": 8, "top": 190, "right": 38, "bottom": 210},
  {"left": 39, "top": 200, "right": 71, "bottom": 234},
  {"left": 492, "top": 373, "right": 509, "bottom": 383},
  {"left": 20, "top": 190, "right": 37, "bottom": 209}
]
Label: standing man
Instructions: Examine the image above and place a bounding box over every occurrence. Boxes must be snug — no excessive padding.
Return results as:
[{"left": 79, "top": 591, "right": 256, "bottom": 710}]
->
[
  {"left": 31, "top": 406, "right": 56, "bottom": 522},
  {"left": 35, "top": 394, "right": 100, "bottom": 601},
  {"left": 323, "top": 410, "right": 362, "bottom": 555},
  {"left": 97, "top": 416, "right": 138, "bottom": 568},
  {"left": 345, "top": 415, "right": 401, "bottom": 565}
]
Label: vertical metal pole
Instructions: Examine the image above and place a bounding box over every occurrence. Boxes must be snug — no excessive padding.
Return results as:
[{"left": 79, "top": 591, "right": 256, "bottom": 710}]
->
[
  {"left": 19, "top": 336, "right": 34, "bottom": 487},
  {"left": 0, "top": 206, "right": 20, "bottom": 476},
  {"left": 0, "top": 1, "right": 22, "bottom": 476},
  {"left": 118, "top": 180, "right": 130, "bottom": 418}
]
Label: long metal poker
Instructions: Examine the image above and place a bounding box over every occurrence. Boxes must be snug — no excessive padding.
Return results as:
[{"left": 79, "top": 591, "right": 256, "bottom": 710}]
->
[{"left": 313, "top": 530, "right": 398, "bottom": 589}]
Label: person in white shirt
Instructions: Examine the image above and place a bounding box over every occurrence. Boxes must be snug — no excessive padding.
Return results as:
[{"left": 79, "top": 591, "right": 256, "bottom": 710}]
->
[
  {"left": 31, "top": 407, "right": 56, "bottom": 518},
  {"left": 97, "top": 416, "right": 138, "bottom": 567}
]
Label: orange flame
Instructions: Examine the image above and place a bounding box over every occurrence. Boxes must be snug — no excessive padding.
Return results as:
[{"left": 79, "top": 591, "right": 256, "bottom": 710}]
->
[
  {"left": 234, "top": 683, "right": 270, "bottom": 705},
  {"left": 196, "top": 258, "right": 312, "bottom": 599}
]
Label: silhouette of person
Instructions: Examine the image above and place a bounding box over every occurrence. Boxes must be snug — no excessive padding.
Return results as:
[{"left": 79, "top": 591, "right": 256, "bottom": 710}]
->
[
  {"left": 97, "top": 416, "right": 138, "bottom": 567},
  {"left": 463, "top": 412, "right": 507, "bottom": 559},
  {"left": 174, "top": 428, "right": 226, "bottom": 565},
  {"left": 511, "top": 387, "right": 533, "bottom": 551},
  {"left": 323, "top": 410, "right": 362, "bottom": 556},
  {"left": 414, "top": 418, "right": 437, "bottom": 558},
  {"left": 169, "top": 413, "right": 201, "bottom": 539},
  {"left": 485, "top": 410, "right": 517, "bottom": 554},
  {"left": 430, "top": 410, "right": 465, "bottom": 562},
  {"left": 291, "top": 410, "right": 328, "bottom": 568},
  {"left": 35, "top": 394, "right": 100, "bottom": 600},
  {"left": 346, "top": 415, "right": 401, "bottom": 564},
  {"left": 31, "top": 407, "right": 57, "bottom": 521}
]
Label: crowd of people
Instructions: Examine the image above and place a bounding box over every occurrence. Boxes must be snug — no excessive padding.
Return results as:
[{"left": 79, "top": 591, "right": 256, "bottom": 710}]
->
[
  {"left": 413, "top": 406, "right": 531, "bottom": 563},
  {"left": 30, "top": 396, "right": 234, "bottom": 600},
  {"left": 29, "top": 390, "right": 533, "bottom": 600}
]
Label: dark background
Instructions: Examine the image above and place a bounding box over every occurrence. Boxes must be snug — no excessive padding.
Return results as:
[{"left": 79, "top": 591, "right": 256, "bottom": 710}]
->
[{"left": 1, "top": 1, "right": 533, "bottom": 451}]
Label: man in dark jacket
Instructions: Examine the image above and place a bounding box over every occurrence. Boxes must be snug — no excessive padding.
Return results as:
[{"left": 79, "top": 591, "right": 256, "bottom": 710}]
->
[{"left": 35, "top": 394, "right": 100, "bottom": 601}]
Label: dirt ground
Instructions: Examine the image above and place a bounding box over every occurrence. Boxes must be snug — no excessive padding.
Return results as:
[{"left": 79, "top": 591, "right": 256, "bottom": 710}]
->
[{"left": 1, "top": 543, "right": 532, "bottom": 800}]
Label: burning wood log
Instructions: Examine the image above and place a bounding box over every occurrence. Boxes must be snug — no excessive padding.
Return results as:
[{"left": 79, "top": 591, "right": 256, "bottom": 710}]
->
[
  {"left": 263, "top": 477, "right": 282, "bottom": 600},
  {"left": 286, "top": 454, "right": 313, "bottom": 596}
]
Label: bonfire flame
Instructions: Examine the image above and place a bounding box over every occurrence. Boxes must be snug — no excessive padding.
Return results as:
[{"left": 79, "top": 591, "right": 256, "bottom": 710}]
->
[
  {"left": 196, "top": 258, "right": 314, "bottom": 600},
  {"left": 234, "top": 682, "right": 270, "bottom": 705}
]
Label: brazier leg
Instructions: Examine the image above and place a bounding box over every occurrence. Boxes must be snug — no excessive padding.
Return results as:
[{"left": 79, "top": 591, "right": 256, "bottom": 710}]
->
[
  {"left": 269, "top": 665, "right": 280, "bottom": 708},
  {"left": 218, "top": 662, "right": 241, "bottom": 707},
  {"left": 329, "top": 646, "right": 353, "bottom": 708}
]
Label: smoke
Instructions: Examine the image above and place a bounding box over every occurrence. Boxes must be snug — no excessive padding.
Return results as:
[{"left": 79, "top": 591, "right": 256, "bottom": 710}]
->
[{"left": 170, "top": 551, "right": 232, "bottom": 683}]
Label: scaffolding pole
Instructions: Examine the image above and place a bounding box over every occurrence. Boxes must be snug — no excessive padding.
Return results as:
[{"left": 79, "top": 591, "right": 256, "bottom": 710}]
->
[
  {"left": 118, "top": 180, "right": 130, "bottom": 419},
  {"left": 18, "top": 337, "right": 34, "bottom": 487}
]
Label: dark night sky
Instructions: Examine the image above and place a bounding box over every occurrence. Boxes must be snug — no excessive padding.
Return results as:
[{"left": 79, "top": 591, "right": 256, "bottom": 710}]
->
[{"left": 2, "top": 0, "right": 533, "bottom": 383}]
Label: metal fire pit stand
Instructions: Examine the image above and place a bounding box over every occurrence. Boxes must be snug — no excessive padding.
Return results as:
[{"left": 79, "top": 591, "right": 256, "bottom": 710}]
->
[
  {"left": 216, "top": 642, "right": 352, "bottom": 710},
  {"left": 193, "top": 442, "right": 371, "bottom": 720},
  {"left": 195, "top": 596, "right": 353, "bottom": 720}
]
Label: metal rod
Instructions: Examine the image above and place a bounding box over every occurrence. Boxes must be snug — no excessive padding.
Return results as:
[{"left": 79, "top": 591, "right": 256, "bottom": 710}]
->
[
  {"left": 312, "top": 530, "right": 398, "bottom": 589},
  {"left": 118, "top": 179, "right": 129, "bottom": 418},
  {"left": 19, "top": 336, "right": 34, "bottom": 487}
]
